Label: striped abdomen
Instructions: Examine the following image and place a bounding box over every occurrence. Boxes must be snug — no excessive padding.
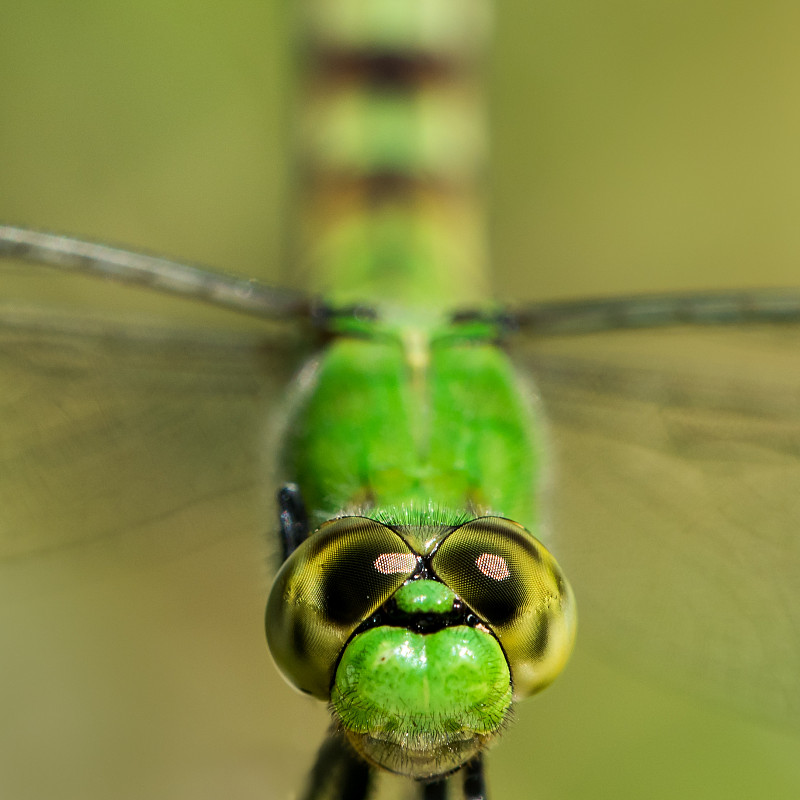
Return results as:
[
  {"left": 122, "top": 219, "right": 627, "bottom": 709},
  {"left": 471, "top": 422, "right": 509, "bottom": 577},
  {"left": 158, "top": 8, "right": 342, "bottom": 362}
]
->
[{"left": 292, "top": 0, "right": 492, "bottom": 308}]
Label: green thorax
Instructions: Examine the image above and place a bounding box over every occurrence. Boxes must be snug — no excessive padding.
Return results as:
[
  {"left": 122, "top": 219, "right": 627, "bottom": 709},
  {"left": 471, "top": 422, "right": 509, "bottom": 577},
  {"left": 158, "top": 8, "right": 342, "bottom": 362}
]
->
[
  {"left": 283, "top": 314, "right": 542, "bottom": 541},
  {"left": 290, "top": 0, "right": 492, "bottom": 309}
]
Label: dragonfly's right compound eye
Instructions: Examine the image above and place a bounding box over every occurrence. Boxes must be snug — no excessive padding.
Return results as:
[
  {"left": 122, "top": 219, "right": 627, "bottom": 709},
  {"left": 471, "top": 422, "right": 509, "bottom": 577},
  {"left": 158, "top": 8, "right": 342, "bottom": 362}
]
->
[
  {"left": 431, "top": 517, "right": 576, "bottom": 699},
  {"left": 265, "top": 517, "right": 417, "bottom": 698}
]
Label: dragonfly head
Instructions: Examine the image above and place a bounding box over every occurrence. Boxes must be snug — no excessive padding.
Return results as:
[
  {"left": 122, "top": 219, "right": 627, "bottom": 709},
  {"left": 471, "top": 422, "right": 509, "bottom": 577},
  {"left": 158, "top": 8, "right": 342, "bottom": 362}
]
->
[{"left": 265, "top": 514, "right": 576, "bottom": 779}]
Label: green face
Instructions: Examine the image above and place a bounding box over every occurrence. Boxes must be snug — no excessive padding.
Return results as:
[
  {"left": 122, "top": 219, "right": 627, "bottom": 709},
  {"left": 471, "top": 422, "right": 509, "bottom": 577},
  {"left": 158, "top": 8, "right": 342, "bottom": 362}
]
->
[{"left": 266, "top": 515, "right": 576, "bottom": 779}]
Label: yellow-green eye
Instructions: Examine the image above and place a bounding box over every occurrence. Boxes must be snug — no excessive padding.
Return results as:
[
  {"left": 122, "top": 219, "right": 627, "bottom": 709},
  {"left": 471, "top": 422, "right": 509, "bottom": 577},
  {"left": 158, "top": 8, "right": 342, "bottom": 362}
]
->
[
  {"left": 266, "top": 517, "right": 417, "bottom": 698},
  {"left": 431, "top": 517, "right": 576, "bottom": 699}
]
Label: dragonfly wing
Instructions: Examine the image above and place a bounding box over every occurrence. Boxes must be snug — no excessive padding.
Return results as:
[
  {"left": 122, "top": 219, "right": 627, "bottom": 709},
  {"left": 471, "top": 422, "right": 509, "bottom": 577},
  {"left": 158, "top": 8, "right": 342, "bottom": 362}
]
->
[
  {"left": 0, "top": 309, "right": 305, "bottom": 563},
  {"left": 0, "top": 305, "right": 327, "bottom": 800},
  {"left": 0, "top": 225, "right": 314, "bottom": 321},
  {"left": 512, "top": 324, "right": 800, "bottom": 731}
]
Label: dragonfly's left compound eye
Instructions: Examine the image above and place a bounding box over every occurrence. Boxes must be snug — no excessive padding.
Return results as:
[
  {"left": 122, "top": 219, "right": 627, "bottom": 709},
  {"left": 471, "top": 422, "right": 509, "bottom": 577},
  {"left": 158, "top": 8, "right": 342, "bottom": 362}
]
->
[
  {"left": 431, "top": 517, "right": 576, "bottom": 699},
  {"left": 266, "top": 517, "right": 417, "bottom": 699}
]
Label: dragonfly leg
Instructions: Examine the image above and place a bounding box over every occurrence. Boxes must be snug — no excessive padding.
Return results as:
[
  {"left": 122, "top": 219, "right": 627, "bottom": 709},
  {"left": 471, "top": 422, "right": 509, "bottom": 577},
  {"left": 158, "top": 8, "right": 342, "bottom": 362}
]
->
[
  {"left": 462, "top": 755, "right": 487, "bottom": 800},
  {"left": 421, "top": 776, "right": 449, "bottom": 800},
  {"left": 300, "top": 731, "right": 374, "bottom": 800},
  {"left": 277, "top": 483, "right": 309, "bottom": 560}
]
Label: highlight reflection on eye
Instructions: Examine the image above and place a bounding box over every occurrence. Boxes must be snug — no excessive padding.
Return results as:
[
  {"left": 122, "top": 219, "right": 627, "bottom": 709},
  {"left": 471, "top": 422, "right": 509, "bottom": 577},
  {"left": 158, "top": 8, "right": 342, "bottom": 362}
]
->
[
  {"left": 475, "top": 553, "right": 510, "bottom": 580},
  {"left": 374, "top": 552, "right": 418, "bottom": 575}
]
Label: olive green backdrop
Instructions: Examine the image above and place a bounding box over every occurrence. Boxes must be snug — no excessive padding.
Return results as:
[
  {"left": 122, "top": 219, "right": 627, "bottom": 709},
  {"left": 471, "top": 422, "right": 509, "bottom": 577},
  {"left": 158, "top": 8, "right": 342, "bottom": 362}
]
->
[{"left": 1, "top": 2, "right": 799, "bottom": 799}]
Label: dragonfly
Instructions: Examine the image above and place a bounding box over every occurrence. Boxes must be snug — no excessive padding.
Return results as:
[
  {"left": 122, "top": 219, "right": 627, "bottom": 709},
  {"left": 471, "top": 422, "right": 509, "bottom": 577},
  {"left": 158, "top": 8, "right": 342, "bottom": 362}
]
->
[{"left": 2, "top": 2, "right": 800, "bottom": 800}]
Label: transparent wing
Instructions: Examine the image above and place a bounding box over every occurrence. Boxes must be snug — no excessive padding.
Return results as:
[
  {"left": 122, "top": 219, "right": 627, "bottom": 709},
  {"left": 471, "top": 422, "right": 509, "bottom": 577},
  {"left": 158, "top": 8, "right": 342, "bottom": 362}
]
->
[
  {"left": 512, "top": 322, "right": 800, "bottom": 731},
  {"left": 0, "top": 286, "right": 329, "bottom": 799},
  {"left": 0, "top": 311, "right": 302, "bottom": 562}
]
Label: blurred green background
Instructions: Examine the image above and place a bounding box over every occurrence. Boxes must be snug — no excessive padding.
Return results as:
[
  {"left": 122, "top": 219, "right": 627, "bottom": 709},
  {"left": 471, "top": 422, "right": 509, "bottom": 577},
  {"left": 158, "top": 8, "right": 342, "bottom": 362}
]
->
[{"left": 1, "top": 1, "right": 799, "bottom": 799}]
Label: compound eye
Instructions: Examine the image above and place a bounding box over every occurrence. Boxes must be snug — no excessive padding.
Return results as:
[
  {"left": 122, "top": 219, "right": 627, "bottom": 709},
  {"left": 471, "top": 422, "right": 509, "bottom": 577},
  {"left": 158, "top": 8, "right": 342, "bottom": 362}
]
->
[
  {"left": 266, "top": 517, "right": 417, "bottom": 699},
  {"left": 431, "top": 517, "right": 576, "bottom": 698}
]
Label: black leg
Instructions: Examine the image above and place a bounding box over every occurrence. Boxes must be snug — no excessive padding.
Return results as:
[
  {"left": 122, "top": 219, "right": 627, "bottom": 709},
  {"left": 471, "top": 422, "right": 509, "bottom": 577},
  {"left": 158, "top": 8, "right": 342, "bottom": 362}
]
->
[
  {"left": 278, "top": 483, "right": 309, "bottom": 560},
  {"left": 462, "top": 755, "right": 487, "bottom": 800},
  {"left": 300, "top": 732, "right": 373, "bottom": 800},
  {"left": 422, "top": 777, "right": 448, "bottom": 800}
]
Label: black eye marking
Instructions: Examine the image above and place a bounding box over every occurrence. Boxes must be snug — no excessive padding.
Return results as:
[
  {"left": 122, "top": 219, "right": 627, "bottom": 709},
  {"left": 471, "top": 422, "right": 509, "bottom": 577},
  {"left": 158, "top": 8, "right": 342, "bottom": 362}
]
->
[
  {"left": 291, "top": 616, "right": 308, "bottom": 662},
  {"left": 530, "top": 612, "right": 551, "bottom": 661}
]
